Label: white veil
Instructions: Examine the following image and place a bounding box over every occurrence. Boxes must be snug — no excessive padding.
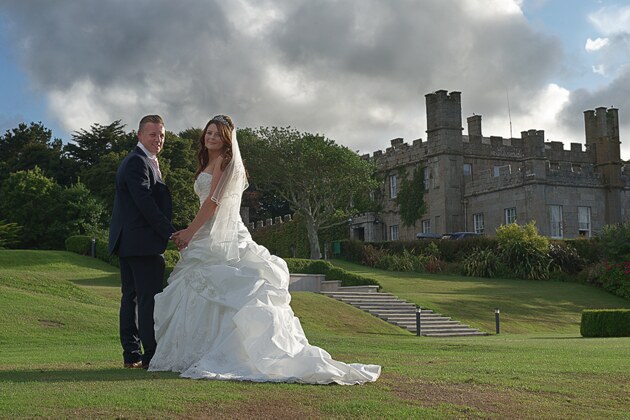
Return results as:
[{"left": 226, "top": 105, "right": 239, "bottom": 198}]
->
[{"left": 208, "top": 119, "right": 249, "bottom": 261}]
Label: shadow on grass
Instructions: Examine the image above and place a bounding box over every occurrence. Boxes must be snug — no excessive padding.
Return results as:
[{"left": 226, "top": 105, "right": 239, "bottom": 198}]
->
[
  {"left": 0, "top": 368, "right": 181, "bottom": 383},
  {"left": 70, "top": 274, "right": 120, "bottom": 288}
]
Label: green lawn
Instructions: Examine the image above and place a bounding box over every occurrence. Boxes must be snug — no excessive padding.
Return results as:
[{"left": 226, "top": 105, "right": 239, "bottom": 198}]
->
[
  {"left": 0, "top": 250, "right": 629, "bottom": 418},
  {"left": 331, "top": 259, "right": 630, "bottom": 334}
]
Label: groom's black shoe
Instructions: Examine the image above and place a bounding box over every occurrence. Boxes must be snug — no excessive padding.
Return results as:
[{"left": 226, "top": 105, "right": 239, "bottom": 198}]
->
[{"left": 124, "top": 361, "right": 143, "bottom": 369}]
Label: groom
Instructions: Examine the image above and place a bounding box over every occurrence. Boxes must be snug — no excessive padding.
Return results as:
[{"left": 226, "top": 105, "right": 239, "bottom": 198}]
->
[{"left": 109, "top": 114, "right": 176, "bottom": 369}]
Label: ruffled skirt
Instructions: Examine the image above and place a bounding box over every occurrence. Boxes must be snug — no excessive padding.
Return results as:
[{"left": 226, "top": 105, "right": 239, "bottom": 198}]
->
[{"left": 149, "top": 223, "right": 380, "bottom": 384}]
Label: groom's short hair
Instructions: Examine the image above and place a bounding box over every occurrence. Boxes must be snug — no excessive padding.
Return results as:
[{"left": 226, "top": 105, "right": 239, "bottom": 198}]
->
[{"left": 139, "top": 115, "right": 164, "bottom": 132}]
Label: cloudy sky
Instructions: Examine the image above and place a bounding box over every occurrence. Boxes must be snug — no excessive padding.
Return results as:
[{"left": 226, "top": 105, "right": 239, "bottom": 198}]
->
[{"left": 1, "top": 0, "right": 629, "bottom": 159}]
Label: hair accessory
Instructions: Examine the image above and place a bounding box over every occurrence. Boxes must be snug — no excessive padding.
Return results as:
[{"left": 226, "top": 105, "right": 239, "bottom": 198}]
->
[{"left": 211, "top": 115, "right": 233, "bottom": 129}]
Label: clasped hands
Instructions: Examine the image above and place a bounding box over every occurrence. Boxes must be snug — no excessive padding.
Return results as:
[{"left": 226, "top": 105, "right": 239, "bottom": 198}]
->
[{"left": 171, "top": 229, "right": 193, "bottom": 251}]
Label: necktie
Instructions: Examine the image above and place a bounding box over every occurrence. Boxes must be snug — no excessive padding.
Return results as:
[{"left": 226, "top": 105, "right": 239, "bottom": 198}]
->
[{"left": 150, "top": 156, "right": 162, "bottom": 180}]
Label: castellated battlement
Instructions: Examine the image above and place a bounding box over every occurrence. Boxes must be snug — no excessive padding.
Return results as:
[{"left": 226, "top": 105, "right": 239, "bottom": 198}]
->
[
  {"left": 465, "top": 161, "right": 603, "bottom": 196},
  {"left": 370, "top": 127, "right": 594, "bottom": 171}
]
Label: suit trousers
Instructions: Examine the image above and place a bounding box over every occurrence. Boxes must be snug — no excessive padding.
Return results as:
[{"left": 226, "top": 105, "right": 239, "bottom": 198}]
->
[{"left": 119, "top": 254, "right": 165, "bottom": 365}]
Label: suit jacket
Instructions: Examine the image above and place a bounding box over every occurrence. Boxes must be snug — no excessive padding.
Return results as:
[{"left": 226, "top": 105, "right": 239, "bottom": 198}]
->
[{"left": 109, "top": 147, "right": 175, "bottom": 257}]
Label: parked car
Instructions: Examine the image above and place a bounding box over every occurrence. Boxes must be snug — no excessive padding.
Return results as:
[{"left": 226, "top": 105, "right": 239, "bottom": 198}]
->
[
  {"left": 441, "top": 232, "right": 481, "bottom": 240},
  {"left": 416, "top": 232, "right": 443, "bottom": 240}
]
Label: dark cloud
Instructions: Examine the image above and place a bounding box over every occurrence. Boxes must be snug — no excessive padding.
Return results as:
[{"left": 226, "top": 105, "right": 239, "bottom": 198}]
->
[
  {"left": 0, "top": 0, "right": 603, "bottom": 156},
  {"left": 559, "top": 65, "right": 630, "bottom": 158}
]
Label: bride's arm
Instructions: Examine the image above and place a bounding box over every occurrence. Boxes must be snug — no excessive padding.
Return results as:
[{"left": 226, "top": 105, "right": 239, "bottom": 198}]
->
[{"left": 172, "top": 157, "right": 225, "bottom": 249}]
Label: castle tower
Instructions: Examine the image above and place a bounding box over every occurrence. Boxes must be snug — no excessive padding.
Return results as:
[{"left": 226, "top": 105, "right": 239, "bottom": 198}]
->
[
  {"left": 584, "top": 107, "right": 623, "bottom": 224},
  {"left": 424, "top": 90, "right": 465, "bottom": 233},
  {"left": 425, "top": 90, "right": 464, "bottom": 150}
]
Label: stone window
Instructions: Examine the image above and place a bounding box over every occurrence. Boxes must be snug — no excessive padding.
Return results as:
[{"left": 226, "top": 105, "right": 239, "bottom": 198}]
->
[
  {"left": 422, "top": 219, "right": 431, "bottom": 233},
  {"left": 578, "top": 206, "right": 591, "bottom": 237},
  {"left": 504, "top": 207, "right": 516, "bottom": 224},
  {"left": 473, "top": 213, "right": 484, "bottom": 234},
  {"left": 390, "top": 225, "right": 399, "bottom": 241},
  {"left": 549, "top": 205, "right": 563, "bottom": 238},
  {"left": 463, "top": 163, "right": 472, "bottom": 176},
  {"left": 389, "top": 174, "right": 397, "bottom": 199},
  {"left": 423, "top": 167, "right": 431, "bottom": 189}
]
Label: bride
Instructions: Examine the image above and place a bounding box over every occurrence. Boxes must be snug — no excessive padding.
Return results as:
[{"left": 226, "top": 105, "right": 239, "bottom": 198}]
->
[{"left": 148, "top": 115, "right": 381, "bottom": 384}]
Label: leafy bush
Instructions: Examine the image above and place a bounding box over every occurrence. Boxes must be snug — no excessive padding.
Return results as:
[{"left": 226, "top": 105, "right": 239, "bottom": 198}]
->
[
  {"left": 581, "top": 309, "right": 630, "bottom": 337},
  {"left": 549, "top": 241, "right": 585, "bottom": 274},
  {"left": 598, "top": 223, "right": 630, "bottom": 263},
  {"left": 497, "top": 222, "right": 551, "bottom": 280},
  {"left": 361, "top": 244, "right": 387, "bottom": 267},
  {"left": 0, "top": 220, "right": 21, "bottom": 249},
  {"left": 599, "top": 261, "right": 630, "bottom": 300},
  {"left": 566, "top": 238, "right": 601, "bottom": 265},
  {"left": 463, "top": 248, "right": 500, "bottom": 278},
  {"left": 339, "top": 239, "right": 365, "bottom": 263}
]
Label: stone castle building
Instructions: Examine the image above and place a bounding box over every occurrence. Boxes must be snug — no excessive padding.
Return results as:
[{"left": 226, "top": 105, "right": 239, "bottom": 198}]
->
[{"left": 350, "top": 90, "right": 630, "bottom": 241}]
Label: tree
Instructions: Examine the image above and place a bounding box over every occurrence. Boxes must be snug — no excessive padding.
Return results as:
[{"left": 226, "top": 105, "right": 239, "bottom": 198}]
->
[
  {"left": 64, "top": 120, "right": 134, "bottom": 166},
  {"left": 241, "top": 127, "right": 378, "bottom": 259},
  {"left": 0, "top": 167, "right": 105, "bottom": 249},
  {"left": 395, "top": 165, "right": 427, "bottom": 227},
  {"left": 0, "top": 122, "right": 67, "bottom": 185},
  {"left": 161, "top": 131, "right": 198, "bottom": 229}
]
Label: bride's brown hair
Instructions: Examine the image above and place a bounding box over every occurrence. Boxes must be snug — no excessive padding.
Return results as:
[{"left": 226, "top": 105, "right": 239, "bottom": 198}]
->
[{"left": 195, "top": 115, "right": 234, "bottom": 179}]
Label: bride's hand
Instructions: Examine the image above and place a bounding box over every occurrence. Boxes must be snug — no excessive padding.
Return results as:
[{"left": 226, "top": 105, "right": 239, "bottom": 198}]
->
[{"left": 172, "top": 229, "right": 193, "bottom": 250}]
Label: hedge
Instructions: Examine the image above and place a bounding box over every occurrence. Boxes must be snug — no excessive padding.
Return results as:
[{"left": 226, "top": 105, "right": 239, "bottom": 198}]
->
[
  {"left": 64, "top": 236, "right": 376, "bottom": 288},
  {"left": 65, "top": 235, "right": 92, "bottom": 256},
  {"left": 285, "top": 258, "right": 380, "bottom": 288},
  {"left": 580, "top": 309, "right": 630, "bottom": 337},
  {"left": 251, "top": 214, "right": 350, "bottom": 259}
]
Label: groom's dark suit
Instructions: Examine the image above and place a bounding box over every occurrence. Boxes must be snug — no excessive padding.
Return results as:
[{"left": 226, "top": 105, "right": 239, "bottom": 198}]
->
[{"left": 109, "top": 146, "right": 175, "bottom": 366}]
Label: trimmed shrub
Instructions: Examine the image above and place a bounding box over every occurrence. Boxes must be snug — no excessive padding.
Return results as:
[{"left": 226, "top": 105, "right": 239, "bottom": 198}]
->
[
  {"left": 65, "top": 235, "right": 92, "bottom": 255},
  {"left": 284, "top": 258, "right": 380, "bottom": 288},
  {"left": 581, "top": 309, "right": 630, "bottom": 337},
  {"left": 325, "top": 267, "right": 379, "bottom": 287},
  {"left": 94, "top": 238, "right": 119, "bottom": 267},
  {"left": 285, "top": 258, "right": 333, "bottom": 274}
]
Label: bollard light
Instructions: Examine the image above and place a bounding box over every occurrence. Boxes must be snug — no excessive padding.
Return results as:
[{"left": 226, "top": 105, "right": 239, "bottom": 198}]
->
[
  {"left": 416, "top": 306, "right": 422, "bottom": 337},
  {"left": 495, "top": 308, "right": 500, "bottom": 334},
  {"left": 91, "top": 237, "right": 96, "bottom": 258}
]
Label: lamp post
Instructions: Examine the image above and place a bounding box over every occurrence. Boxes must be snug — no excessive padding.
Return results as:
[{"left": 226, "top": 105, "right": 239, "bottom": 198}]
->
[
  {"left": 495, "top": 308, "right": 500, "bottom": 334},
  {"left": 416, "top": 306, "right": 422, "bottom": 337},
  {"left": 91, "top": 237, "right": 96, "bottom": 258}
]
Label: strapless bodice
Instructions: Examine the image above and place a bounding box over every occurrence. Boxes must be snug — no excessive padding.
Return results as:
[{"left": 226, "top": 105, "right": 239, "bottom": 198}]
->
[{"left": 194, "top": 172, "right": 212, "bottom": 205}]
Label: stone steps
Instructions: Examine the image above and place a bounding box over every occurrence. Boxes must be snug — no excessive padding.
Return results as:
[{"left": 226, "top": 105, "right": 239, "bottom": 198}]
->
[{"left": 321, "top": 291, "right": 487, "bottom": 337}]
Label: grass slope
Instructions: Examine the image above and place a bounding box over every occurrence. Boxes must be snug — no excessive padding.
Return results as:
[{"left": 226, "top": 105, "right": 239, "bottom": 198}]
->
[
  {"left": 0, "top": 251, "right": 629, "bottom": 418},
  {"left": 331, "top": 259, "right": 630, "bottom": 334}
]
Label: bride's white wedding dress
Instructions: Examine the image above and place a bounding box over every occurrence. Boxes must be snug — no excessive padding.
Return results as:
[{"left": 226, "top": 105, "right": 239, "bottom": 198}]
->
[{"left": 149, "top": 172, "right": 381, "bottom": 384}]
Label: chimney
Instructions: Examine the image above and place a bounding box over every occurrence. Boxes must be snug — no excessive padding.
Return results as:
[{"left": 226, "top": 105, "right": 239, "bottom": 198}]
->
[{"left": 467, "top": 114, "right": 482, "bottom": 137}]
